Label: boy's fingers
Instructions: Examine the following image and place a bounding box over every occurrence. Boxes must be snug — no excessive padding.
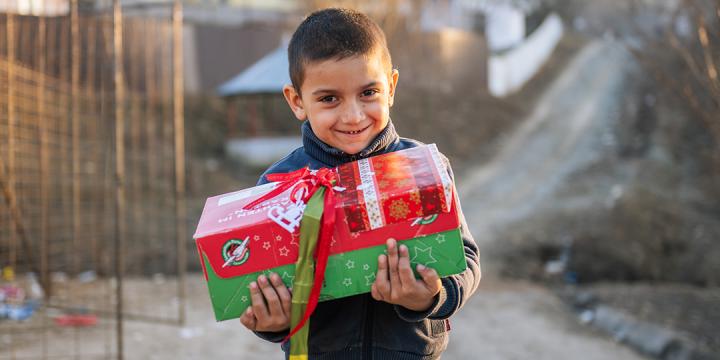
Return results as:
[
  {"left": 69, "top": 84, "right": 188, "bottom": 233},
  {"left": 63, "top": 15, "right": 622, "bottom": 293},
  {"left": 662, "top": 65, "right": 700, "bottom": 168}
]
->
[
  {"left": 270, "top": 273, "right": 292, "bottom": 317},
  {"left": 249, "top": 281, "right": 270, "bottom": 320},
  {"left": 417, "top": 264, "right": 441, "bottom": 293},
  {"left": 258, "top": 275, "right": 283, "bottom": 316},
  {"left": 386, "top": 238, "right": 401, "bottom": 287},
  {"left": 397, "top": 244, "right": 415, "bottom": 288},
  {"left": 370, "top": 282, "right": 383, "bottom": 301},
  {"left": 240, "top": 307, "right": 257, "bottom": 330},
  {"left": 375, "top": 254, "right": 391, "bottom": 296}
]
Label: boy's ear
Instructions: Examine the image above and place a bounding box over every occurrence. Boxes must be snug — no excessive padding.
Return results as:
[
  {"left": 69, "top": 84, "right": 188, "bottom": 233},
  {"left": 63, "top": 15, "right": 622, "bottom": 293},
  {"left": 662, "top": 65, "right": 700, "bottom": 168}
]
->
[
  {"left": 283, "top": 84, "right": 307, "bottom": 121},
  {"left": 388, "top": 68, "right": 399, "bottom": 107}
]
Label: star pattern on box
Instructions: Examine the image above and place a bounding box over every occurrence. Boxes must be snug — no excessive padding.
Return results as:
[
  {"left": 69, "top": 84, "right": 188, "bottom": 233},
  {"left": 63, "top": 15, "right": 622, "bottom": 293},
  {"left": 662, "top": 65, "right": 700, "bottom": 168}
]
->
[
  {"left": 365, "top": 273, "right": 376, "bottom": 286},
  {"left": 275, "top": 235, "right": 283, "bottom": 242},
  {"left": 282, "top": 272, "right": 294, "bottom": 284},
  {"left": 342, "top": 278, "right": 352, "bottom": 287},
  {"left": 345, "top": 260, "right": 355, "bottom": 269},
  {"left": 331, "top": 237, "right": 337, "bottom": 247},
  {"left": 262, "top": 241, "right": 271, "bottom": 250},
  {"left": 253, "top": 235, "right": 260, "bottom": 241},
  {"left": 279, "top": 246, "right": 290, "bottom": 257},
  {"left": 290, "top": 234, "right": 299, "bottom": 247},
  {"left": 241, "top": 296, "right": 248, "bottom": 303},
  {"left": 410, "top": 246, "right": 437, "bottom": 265},
  {"left": 435, "top": 234, "right": 446, "bottom": 244},
  {"left": 363, "top": 264, "right": 370, "bottom": 271}
]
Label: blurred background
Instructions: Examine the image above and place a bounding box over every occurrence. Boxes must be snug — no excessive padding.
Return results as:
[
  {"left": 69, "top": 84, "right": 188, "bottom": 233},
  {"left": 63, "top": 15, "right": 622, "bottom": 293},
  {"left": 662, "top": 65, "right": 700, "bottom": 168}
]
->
[{"left": 0, "top": 0, "right": 718, "bottom": 359}]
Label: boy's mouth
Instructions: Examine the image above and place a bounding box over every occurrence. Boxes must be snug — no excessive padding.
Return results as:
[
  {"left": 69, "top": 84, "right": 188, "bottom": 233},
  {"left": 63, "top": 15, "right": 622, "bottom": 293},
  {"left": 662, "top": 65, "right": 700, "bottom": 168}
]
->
[{"left": 337, "top": 124, "right": 371, "bottom": 135}]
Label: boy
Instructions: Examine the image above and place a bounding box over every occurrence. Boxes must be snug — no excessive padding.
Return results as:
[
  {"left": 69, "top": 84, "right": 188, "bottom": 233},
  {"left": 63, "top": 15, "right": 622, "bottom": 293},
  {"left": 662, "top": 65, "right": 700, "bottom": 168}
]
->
[{"left": 239, "top": 8, "right": 481, "bottom": 360}]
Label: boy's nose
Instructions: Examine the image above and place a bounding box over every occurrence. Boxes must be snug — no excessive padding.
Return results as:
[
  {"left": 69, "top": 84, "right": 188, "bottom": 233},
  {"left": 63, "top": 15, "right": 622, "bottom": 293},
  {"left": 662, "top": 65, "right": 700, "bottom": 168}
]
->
[{"left": 340, "top": 101, "right": 366, "bottom": 124}]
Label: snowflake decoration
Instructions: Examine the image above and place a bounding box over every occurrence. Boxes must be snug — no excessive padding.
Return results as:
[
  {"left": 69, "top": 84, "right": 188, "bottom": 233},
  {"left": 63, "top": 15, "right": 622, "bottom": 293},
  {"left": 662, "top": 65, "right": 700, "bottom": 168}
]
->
[
  {"left": 262, "top": 241, "right": 271, "bottom": 250},
  {"left": 364, "top": 273, "right": 376, "bottom": 286},
  {"left": 342, "top": 278, "right": 352, "bottom": 287},
  {"left": 279, "top": 246, "right": 290, "bottom": 257},
  {"left": 389, "top": 199, "right": 410, "bottom": 220}
]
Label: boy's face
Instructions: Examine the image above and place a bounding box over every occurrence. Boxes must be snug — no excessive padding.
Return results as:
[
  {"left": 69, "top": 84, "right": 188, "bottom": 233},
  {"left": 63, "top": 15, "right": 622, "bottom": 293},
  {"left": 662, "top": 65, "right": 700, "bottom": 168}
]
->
[{"left": 283, "top": 52, "right": 399, "bottom": 155}]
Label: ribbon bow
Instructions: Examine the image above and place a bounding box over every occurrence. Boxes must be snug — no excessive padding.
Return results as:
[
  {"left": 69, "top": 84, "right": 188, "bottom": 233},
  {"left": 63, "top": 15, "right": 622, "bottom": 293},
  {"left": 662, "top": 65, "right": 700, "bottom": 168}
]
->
[
  {"left": 243, "top": 167, "right": 342, "bottom": 348},
  {"left": 243, "top": 167, "right": 340, "bottom": 211}
]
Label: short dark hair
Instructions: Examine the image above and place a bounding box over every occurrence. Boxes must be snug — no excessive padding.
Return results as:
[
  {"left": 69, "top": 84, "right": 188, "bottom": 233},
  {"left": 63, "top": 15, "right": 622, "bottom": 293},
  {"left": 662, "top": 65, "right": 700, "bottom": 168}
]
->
[{"left": 288, "top": 8, "right": 392, "bottom": 92}]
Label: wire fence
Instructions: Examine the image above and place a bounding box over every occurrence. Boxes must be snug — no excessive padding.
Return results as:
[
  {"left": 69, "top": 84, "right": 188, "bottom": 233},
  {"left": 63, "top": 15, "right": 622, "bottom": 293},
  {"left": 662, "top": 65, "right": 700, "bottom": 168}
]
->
[{"left": 0, "top": 2, "right": 186, "bottom": 359}]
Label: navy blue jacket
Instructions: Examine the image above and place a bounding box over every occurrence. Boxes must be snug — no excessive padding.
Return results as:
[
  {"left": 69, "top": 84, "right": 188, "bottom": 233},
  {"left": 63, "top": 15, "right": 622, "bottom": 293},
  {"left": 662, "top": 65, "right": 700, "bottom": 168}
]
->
[{"left": 254, "top": 121, "right": 481, "bottom": 360}]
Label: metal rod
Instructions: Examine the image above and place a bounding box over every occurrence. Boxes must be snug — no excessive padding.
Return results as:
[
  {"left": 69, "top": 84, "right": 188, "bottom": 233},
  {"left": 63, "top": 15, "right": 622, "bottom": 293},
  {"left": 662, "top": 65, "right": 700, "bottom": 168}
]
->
[
  {"left": 6, "top": 0, "right": 17, "bottom": 275},
  {"left": 129, "top": 18, "right": 141, "bottom": 275},
  {"left": 160, "top": 18, "right": 172, "bottom": 275},
  {"left": 37, "top": 11, "right": 50, "bottom": 359},
  {"left": 86, "top": 14, "right": 99, "bottom": 273},
  {"left": 112, "top": 1, "right": 126, "bottom": 359},
  {"left": 172, "top": 0, "right": 187, "bottom": 326},
  {"left": 59, "top": 12, "right": 71, "bottom": 272},
  {"left": 144, "top": 19, "right": 158, "bottom": 262},
  {"left": 71, "top": 0, "right": 81, "bottom": 277}
]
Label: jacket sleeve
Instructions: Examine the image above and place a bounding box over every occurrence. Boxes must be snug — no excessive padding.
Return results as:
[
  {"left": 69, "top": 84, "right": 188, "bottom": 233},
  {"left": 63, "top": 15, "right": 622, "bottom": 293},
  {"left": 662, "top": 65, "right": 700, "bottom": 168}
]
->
[
  {"left": 254, "top": 329, "right": 289, "bottom": 344},
  {"left": 394, "top": 160, "right": 482, "bottom": 321}
]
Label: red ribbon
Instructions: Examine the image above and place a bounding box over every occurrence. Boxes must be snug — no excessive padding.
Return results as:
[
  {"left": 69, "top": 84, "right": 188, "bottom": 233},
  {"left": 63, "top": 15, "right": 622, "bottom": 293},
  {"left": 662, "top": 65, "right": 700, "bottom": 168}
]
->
[{"left": 244, "top": 167, "right": 340, "bottom": 343}]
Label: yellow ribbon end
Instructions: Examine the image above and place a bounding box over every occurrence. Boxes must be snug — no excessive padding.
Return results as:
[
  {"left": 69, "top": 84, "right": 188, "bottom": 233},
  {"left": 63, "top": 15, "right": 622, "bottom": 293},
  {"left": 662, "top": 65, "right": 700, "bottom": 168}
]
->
[{"left": 289, "top": 355, "right": 308, "bottom": 360}]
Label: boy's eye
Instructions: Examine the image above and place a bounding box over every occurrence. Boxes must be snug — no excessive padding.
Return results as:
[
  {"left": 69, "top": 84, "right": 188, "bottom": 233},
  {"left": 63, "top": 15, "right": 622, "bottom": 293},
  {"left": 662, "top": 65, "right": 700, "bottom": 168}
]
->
[
  {"left": 362, "top": 89, "right": 379, "bottom": 97},
  {"left": 319, "top": 96, "right": 337, "bottom": 103}
]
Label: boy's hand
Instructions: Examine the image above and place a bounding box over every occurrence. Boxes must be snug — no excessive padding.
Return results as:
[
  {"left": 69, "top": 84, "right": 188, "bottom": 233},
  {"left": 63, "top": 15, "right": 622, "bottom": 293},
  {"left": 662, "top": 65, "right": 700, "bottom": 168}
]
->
[
  {"left": 371, "top": 238, "right": 442, "bottom": 312},
  {"left": 239, "top": 273, "right": 292, "bottom": 332}
]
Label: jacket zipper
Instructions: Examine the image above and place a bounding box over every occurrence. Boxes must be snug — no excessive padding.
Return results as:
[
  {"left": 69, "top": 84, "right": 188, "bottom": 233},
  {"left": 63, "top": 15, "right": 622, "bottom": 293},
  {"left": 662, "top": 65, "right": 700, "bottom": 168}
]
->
[{"left": 362, "top": 295, "right": 373, "bottom": 360}]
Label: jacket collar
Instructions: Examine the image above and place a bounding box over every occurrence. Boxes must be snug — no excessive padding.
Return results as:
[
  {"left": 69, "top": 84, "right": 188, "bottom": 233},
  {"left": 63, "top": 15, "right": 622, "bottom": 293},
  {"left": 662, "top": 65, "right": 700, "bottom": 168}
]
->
[{"left": 302, "top": 120, "right": 399, "bottom": 167}]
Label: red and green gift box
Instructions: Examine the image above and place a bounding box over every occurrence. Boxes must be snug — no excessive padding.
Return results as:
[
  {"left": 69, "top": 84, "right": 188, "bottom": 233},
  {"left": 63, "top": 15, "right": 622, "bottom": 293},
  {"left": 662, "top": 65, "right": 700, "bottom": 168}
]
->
[{"left": 193, "top": 144, "right": 466, "bottom": 323}]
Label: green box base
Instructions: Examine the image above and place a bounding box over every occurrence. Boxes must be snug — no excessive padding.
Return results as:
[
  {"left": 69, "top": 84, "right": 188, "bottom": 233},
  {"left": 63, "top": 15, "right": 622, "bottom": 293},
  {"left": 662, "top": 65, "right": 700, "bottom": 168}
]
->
[{"left": 203, "top": 228, "right": 466, "bottom": 321}]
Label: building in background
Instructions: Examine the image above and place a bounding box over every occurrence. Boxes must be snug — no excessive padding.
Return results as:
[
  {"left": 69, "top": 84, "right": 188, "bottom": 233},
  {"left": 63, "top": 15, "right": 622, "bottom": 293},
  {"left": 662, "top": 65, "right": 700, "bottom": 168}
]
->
[{"left": 0, "top": 0, "right": 69, "bottom": 16}]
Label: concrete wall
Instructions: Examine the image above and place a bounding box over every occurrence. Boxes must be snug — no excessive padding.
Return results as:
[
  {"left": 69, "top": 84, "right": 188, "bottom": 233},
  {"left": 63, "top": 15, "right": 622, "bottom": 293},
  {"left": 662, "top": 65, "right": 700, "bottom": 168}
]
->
[{"left": 488, "top": 13, "right": 563, "bottom": 97}]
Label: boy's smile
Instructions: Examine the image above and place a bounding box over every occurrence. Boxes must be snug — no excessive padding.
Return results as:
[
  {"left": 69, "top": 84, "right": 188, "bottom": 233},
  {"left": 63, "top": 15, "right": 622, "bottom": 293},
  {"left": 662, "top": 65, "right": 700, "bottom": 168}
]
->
[{"left": 283, "top": 54, "right": 399, "bottom": 155}]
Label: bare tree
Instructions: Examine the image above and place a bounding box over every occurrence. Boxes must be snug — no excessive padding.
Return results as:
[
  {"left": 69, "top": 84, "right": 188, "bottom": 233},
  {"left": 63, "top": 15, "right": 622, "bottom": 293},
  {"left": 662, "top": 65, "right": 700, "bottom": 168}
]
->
[
  {"left": 624, "top": 0, "right": 720, "bottom": 198},
  {"left": 628, "top": 0, "right": 719, "bottom": 146}
]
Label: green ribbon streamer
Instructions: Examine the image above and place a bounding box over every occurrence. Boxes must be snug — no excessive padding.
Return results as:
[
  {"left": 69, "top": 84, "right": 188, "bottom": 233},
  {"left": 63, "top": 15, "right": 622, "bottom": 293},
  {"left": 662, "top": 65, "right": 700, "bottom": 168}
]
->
[{"left": 289, "top": 188, "right": 326, "bottom": 359}]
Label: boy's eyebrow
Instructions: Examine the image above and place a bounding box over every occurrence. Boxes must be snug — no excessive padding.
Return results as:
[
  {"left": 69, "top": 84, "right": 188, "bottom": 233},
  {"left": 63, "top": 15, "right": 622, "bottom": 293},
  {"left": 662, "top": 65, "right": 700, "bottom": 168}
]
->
[
  {"left": 360, "top": 81, "right": 379, "bottom": 89},
  {"left": 311, "top": 82, "right": 380, "bottom": 96},
  {"left": 311, "top": 88, "right": 336, "bottom": 96}
]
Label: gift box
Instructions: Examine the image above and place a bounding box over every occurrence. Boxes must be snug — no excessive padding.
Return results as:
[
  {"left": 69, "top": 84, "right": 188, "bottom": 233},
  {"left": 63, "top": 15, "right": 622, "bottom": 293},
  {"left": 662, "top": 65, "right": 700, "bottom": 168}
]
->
[{"left": 194, "top": 144, "right": 466, "bottom": 321}]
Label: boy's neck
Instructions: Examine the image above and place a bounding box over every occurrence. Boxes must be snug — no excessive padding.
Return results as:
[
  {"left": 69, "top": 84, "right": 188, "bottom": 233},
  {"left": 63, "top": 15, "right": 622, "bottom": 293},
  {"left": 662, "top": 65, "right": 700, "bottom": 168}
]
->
[{"left": 302, "top": 120, "right": 398, "bottom": 166}]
